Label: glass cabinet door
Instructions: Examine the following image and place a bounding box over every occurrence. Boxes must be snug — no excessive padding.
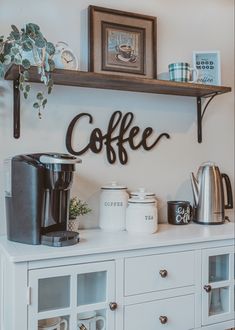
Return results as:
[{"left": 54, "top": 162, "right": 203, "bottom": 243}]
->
[
  {"left": 202, "top": 246, "right": 234, "bottom": 326},
  {"left": 76, "top": 262, "right": 116, "bottom": 330},
  {"left": 28, "top": 261, "right": 115, "bottom": 330}
]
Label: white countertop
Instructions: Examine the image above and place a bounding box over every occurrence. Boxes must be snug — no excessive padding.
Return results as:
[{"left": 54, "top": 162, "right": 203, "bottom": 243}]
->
[{"left": 0, "top": 222, "right": 234, "bottom": 263}]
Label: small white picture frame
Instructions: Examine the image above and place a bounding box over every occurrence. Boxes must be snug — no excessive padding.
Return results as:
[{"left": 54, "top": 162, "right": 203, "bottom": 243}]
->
[{"left": 193, "top": 51, "right": 221, "bottom": 85}]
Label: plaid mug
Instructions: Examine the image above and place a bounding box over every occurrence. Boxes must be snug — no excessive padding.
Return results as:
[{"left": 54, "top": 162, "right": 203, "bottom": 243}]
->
[{"left": 168, "top": 62, "right": 198, "bottom": 82}]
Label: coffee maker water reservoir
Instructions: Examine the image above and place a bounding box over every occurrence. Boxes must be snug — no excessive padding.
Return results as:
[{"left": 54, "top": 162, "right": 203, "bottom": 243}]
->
[{"left": 4, "top": 153, "right": 81, "bottom": 246}]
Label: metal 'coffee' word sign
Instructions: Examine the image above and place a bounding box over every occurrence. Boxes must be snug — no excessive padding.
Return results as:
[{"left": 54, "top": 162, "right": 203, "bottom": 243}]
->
[{"left": 66, "top": 111, "right": 170, "bottom": 165}]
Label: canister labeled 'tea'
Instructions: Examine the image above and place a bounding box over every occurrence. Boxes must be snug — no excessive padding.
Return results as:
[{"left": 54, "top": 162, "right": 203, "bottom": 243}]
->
[{"left": 126, "top": 192, "right": 158, "bottom": 234}]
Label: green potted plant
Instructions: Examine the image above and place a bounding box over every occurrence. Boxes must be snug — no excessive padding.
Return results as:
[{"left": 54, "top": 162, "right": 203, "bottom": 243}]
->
[
  {"left": 68, "top": 197, "right": 92, "bottom": 232},
  {"left": 0, "top": 23, "right": 56, "bottom": 118}
]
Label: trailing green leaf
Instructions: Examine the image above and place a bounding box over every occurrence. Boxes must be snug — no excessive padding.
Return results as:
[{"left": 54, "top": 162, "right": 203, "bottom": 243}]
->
[
  {"left": 0, "top": 53, "right": 4, "bottom": 63},
  {"left": 35, "top": 36, "right": 46, "bottom": 48},
  {"left": 22, "top": 58, "right": 31, "bottom": 69},
  {"left": 23, "top": 70, "right": 29, "bottom": 80},
  {"left": 4, "top": 55, "right": 11, "bottom": 65},
  {"left": 26, "top": 23, "right": 40, "bottom": 35},
  {"left": 22, "top": 41, "right": 33, "bottom": 52},
  {"left": 9, "top": 31, "right": 20, "bottom": 41},
  {"left": 36, "top": 31, "right": 45, "bottom": 41},
  {"left": 48, "top": 58, "right": 55, "bottom": 71},
  {"left": 46, "top": 42, "right": 55, "bottom": 56},
  {"left": 42, "top": 98, "right": 47, "bottom": 109},
  {"left": 14, "top": 54, "right": 22, "bottom": 65},
  {"left": 4, "top": 43, "right": 12, "bottom": 55},
  {"left": 33, "top": 102, "right": 39, "bottom": 109},
  {"left": 47, "top": 77, "right": 54, "bottom": 88},
  {"left": 11, "top": 25, "right": 19, "bottom": 34},
  {"left": 26, "top": 23, "right": 35, "bottom": 35},
  {"left": 25, "top": 84, "right": 30, "bottom": 92},
  {"left": 11, "top": 47, "right": 19, "bottom": 55},
  {"left": 36, "top": 92, "right": 44, "bottom": 100},
  {"left": 21, "top": 34, "right": 28, "bottom": 43},
  {"left": 0, "top": 63, "right": 4, "bottom": 78}
]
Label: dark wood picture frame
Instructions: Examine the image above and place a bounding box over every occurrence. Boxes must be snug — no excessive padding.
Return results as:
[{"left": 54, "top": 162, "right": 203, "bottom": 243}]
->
[{"left": 88, "top": 6, "right": 157, "bottom": 78}]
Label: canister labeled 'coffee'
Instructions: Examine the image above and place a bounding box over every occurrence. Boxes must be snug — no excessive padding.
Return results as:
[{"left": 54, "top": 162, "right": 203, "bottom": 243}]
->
[{"left": 99, "top": 182, "right": 129, "bottom": 231}]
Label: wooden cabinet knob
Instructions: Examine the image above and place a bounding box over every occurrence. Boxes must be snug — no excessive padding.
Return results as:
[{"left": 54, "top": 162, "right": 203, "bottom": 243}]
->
[
  {"left": 159, "top": 269, "right": 168, "bottom": 278},
  {"left": 109, "top": 302, "right": 118, "bottom": 311},
  {"left": 203, "top": 285, "right": 212, "bottom": 293},
  {"left": 159, "top": 315, "right": 168, "bottom": 324}
]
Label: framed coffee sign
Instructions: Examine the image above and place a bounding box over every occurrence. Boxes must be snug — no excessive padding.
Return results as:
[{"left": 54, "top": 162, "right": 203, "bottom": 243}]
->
[
  {"left": 88, "top": 6, "right": 157, "bottom": 78},
  {"left": 193, "top": 51, "right": 221, "bottom": 85}
]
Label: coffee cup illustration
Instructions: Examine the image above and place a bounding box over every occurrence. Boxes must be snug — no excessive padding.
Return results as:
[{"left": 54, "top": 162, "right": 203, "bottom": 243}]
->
[{"left": 116, "top": 44, "right": 134, "bottom": 60}]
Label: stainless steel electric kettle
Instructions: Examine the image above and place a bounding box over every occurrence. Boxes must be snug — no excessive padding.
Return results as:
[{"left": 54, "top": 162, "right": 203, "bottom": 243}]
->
[{"left": 190, "top": 162, "right": 233, "bottom": 224}]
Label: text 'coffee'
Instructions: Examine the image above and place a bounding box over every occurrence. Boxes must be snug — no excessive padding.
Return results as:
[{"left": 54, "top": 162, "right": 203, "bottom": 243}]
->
[{"left": 66, "top": 111, "right": 170, "bottom": 165}]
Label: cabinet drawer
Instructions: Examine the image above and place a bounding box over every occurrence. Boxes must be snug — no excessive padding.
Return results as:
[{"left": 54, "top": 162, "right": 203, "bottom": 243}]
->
[
  {"left": 125, "top": 251, "right": 195, "bottom": 295},
  {"left": 124, "top": 294, "right": 195, "bottom": 330}
]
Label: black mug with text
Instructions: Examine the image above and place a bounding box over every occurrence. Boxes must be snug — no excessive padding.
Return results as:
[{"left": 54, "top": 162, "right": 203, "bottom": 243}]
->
[{"left": 167, "top": 201, "right": 192, "bottom": 225}]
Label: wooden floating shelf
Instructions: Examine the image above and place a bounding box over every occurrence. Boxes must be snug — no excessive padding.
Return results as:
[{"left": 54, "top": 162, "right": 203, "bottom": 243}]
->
[
  {"left": 5, "top": 65, "right": 231, "bottom": 98},
  {"left": 4, "top": 65, "right": 232, "bottom": 140}
]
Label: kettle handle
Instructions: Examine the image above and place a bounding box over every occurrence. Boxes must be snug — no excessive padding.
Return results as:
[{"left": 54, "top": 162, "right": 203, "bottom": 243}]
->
[{"left": 222, "top": 173, "right": 233, "bottom": 209}]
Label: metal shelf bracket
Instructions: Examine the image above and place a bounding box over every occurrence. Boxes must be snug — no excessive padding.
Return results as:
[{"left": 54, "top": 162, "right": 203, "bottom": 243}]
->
[
  {"left": 13, "top": 77, "right": 20, "bottom": 139},
  {"left": 196, "top": 93, "right": 218, "bottom": 143}
]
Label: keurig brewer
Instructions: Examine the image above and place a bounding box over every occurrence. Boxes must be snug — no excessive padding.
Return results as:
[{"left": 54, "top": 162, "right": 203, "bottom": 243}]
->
[{"left": 4, "top": 153, "right": 81, "bottom": 246}]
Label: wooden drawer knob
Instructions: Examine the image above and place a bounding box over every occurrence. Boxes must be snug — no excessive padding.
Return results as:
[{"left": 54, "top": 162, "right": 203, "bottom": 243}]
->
[
  {"left": 203, "top": 285, "right": 212, "bottom": 293},
  {"left": 159, "top": 315, "right": 168, "bottom": 324},
  {"left": 159, "top": 269, "right": 168, "bottom": 278},
  {"left": 109, "top": 302, "right": 118, "bottom": 311}
]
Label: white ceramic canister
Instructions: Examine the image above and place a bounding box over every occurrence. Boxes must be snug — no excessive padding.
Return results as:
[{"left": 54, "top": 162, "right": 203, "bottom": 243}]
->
[
  {"left": 130, "top": 187, "right": 156, "bottom": 199},
  {"left": 99, "top": 182, "right": 129, "bottom": 231},
  {"left": 126, "top": 193, "right": 158, "bottom": 234}
]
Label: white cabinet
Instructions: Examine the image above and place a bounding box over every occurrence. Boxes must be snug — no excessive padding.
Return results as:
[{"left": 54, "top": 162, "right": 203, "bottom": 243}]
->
[
  {"left": 202, "top": 246, "right": 235, "bottom": 326},
  {"left": 0, "top": 223, "right": 234, "bottom": 330},
  {"left": 28, "top": 261, "right": 115, "bottom": 330}
]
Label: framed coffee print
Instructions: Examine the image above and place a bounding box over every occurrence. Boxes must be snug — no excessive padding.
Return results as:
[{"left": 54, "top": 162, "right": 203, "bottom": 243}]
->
[
  {"left": 89, "top": 6, "right": 157, "bottom": 78},
  {"left": 193, "top": 51, "right": 221, "bottom": 85}
]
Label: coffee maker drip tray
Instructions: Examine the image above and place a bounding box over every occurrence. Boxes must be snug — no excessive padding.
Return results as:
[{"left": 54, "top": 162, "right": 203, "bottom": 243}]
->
[{"left": 41, "top": 231, "right": 79, "bottom": 247}]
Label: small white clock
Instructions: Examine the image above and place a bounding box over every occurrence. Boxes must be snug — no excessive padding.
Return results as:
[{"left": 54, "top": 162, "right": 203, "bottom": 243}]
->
[{"left": 53, "top": 42, "right": 78, "bottom": 70}]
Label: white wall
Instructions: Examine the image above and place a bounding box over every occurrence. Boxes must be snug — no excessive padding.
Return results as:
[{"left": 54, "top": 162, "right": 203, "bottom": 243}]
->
[{"left": 0, "top": 0, "right": 234, "bottom": 232}]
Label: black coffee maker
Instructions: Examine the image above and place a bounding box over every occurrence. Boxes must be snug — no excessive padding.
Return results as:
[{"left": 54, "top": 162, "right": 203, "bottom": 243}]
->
[{"left": 5, "top": 153, "right": 81, "bottom": 246}]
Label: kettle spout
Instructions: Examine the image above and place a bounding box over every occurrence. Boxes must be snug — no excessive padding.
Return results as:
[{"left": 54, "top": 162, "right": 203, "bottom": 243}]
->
[{"left": 190, "top": 172, "right": 199, "bottom": 206}]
